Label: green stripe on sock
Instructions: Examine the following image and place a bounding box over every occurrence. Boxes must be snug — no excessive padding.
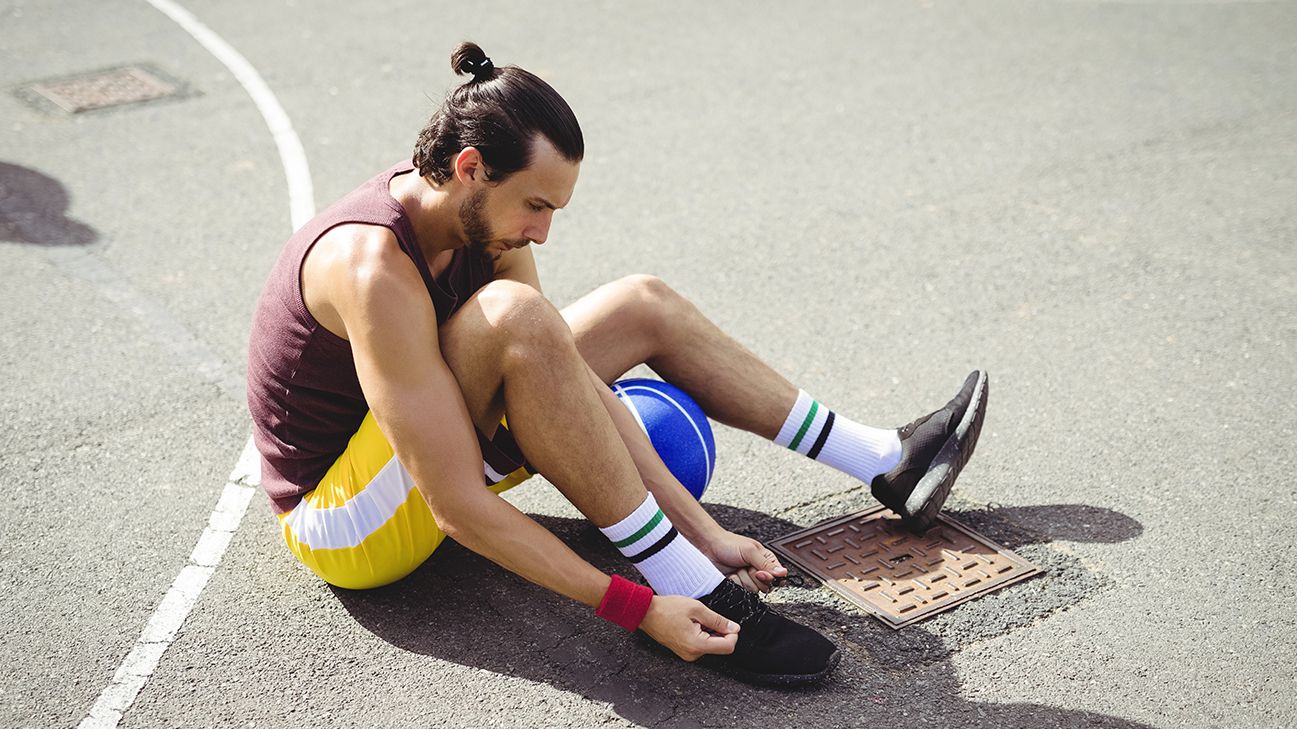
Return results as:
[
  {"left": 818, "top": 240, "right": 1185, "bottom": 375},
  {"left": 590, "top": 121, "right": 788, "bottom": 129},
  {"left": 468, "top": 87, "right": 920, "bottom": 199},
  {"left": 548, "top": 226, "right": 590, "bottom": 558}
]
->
[
  {"left": 613, "top": 509, "right": 665, "bottom": 549},
  {"left": 788, "top": 400, "right": 819, "bottom": 451}
]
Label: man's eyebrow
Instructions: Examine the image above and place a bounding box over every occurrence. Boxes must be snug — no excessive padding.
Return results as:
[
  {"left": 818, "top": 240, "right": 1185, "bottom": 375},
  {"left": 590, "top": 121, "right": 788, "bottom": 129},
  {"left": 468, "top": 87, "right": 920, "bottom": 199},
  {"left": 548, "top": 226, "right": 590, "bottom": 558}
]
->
[{"left": 530, "top": 197, "right": 558, "bottom": 210}]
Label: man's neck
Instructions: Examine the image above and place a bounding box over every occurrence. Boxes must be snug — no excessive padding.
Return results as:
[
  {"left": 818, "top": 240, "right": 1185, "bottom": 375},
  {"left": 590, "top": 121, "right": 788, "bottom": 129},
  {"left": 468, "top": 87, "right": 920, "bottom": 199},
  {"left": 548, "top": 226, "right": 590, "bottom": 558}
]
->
[{"left": 389, "top": 171, "right": 464, "bottom": 262}]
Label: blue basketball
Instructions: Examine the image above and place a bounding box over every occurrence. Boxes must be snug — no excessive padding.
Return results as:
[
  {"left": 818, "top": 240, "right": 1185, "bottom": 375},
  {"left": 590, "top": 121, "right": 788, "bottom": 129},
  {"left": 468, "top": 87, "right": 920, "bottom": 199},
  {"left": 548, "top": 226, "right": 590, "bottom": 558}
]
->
[{"left": 611, "top": 378, "right": 716, "bottom": 500}]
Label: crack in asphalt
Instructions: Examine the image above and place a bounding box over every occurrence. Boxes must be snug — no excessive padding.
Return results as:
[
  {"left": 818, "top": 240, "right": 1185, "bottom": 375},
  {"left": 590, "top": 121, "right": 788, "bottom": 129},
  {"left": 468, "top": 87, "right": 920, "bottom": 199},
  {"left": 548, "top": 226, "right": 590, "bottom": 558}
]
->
[
  {"left": 646, "top": 695, "right": 679, "bottom": 728},
  {"left": 540, "top": 620, "right": 598, "bottom": 655},
  {"left": 771, "top": 483, "right": 867, "bottom": 519}
]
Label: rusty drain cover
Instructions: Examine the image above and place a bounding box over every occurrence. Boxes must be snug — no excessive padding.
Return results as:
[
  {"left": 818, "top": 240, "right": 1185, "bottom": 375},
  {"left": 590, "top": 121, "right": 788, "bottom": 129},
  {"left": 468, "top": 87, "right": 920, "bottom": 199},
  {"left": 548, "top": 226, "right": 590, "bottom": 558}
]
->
[
  {"left": 770, "top": 505, "right": 1042, "bottom": 629},
  {"left": 24, "top": 65, "right": 180, "bottom": 114}
]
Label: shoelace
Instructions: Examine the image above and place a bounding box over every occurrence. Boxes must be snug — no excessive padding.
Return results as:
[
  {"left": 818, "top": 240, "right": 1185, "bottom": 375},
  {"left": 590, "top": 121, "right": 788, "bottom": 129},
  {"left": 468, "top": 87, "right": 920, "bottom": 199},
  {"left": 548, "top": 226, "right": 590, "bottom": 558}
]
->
[
  {"left": 771, "top": 574, "right": 808, "bottom": 589},
  {"left": 710, "top": 581, "right": 772, "bottom": 630},
  {"left": 712, "top": 574, "right": 814, "bottom": 630}
]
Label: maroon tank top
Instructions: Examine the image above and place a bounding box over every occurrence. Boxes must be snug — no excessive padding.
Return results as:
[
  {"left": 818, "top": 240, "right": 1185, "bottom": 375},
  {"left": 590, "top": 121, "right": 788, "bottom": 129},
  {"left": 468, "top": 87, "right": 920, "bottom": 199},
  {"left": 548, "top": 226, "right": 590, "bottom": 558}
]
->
[{"left": 246, "top": 160, "right": 501, "bottom": 514}]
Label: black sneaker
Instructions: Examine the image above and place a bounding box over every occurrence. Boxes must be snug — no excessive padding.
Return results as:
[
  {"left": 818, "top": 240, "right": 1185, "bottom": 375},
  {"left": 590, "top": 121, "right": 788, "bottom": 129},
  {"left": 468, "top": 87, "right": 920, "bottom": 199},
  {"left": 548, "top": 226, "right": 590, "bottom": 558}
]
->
[
  {"left": 871, "top": 370, "right": 989, "bottom": 531},
  {"left": 696, "top": 578, "right": 840, "bottom": 687}
]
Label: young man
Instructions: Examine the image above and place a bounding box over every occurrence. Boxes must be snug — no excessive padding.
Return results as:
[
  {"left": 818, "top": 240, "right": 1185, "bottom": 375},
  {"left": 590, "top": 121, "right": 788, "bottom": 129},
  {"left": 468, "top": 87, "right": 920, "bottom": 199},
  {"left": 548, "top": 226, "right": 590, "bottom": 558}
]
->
[{"left": 247, "top": 42, "right": 988, "bottom": 687}]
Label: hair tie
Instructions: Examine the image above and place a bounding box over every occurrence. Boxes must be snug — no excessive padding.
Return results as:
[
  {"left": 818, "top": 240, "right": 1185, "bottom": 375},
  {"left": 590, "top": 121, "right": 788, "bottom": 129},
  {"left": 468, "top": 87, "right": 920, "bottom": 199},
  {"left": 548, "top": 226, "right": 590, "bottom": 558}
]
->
[{"left": 472, "top": 56, "right": 494, "bottom": 79}]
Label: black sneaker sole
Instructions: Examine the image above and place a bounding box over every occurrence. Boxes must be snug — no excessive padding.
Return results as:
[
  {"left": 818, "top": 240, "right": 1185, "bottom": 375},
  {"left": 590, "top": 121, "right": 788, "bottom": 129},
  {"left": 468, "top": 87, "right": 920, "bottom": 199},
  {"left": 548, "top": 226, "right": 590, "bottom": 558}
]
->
[
  {"left": 902, "top": 370, "right": 988, "bottom": 532},
  {"left": 699, "top": 648, "right": 841, "bottom": 688}
]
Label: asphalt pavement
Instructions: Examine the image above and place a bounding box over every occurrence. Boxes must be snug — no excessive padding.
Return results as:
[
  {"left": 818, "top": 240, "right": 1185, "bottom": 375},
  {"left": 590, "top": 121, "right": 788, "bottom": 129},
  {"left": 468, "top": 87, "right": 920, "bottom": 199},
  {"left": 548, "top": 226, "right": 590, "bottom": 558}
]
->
[{"left": 2, "top": 1, "right": 1295, "bottom": 727}]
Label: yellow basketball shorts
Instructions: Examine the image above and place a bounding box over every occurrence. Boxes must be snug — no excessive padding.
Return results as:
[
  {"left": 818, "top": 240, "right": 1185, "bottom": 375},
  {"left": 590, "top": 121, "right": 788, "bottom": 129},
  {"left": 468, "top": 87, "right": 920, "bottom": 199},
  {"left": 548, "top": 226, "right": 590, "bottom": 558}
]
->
[{"left": 277, "top": 412, "right": 532, "bottom": 590}]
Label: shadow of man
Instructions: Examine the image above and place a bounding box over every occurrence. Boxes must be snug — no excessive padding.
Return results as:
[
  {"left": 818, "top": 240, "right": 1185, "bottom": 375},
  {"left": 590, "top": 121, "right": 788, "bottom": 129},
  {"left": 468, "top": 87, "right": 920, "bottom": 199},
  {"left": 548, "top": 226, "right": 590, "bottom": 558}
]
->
[
  {"left": 332, "top": 500, "right": 1149, "bottom": 728},
  {"left": 0, "top": 161, "right": 97, "bottom": 246}
]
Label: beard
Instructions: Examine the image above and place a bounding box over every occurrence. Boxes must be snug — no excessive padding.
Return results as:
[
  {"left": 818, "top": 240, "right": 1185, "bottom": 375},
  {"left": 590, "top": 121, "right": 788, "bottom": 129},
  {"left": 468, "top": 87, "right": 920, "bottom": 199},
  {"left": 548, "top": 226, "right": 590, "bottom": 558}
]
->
[
  {"left": 458, "top": 188, "right": 531, "bottom": 261},
  {"left": 458, "top": 188, "right": 495, "bottom": 260}
]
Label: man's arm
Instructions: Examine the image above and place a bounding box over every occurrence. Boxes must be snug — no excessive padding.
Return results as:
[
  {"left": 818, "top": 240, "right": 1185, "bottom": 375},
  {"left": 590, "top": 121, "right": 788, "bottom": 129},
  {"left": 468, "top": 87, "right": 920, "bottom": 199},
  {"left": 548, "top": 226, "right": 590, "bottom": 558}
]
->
[
  {"left": 334, "top": 232, "right": 606, "bottom": 605},
  {"left": 330, "top": 231, "right": 738, "bottom": 658}
]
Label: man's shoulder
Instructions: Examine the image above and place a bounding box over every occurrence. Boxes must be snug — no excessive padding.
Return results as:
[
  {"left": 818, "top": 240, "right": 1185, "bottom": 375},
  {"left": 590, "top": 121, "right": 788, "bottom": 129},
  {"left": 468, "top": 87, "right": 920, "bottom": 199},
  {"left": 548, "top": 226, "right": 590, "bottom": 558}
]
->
[
  {"left": 312, "top": 223, "right": 405, "bottom": 275},
  {"left": 316, "top": 220, "right": 398, "bottom": 251},
  {"left": 307, "top": 224, "right": 424, "bottom": 313},
  {"left": 324, "top": 223, "right": 425, "bottom": 302}
]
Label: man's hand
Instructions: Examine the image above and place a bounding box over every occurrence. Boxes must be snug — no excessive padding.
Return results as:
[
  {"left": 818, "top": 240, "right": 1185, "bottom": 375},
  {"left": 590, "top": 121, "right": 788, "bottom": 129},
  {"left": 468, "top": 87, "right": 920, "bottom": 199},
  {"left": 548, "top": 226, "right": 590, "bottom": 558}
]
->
[
  {"left": 698, "top": 531, "right": 787, "bottom": 594},
  {"left": 638, "top": 595, "right": 739, "bottom": 661}
]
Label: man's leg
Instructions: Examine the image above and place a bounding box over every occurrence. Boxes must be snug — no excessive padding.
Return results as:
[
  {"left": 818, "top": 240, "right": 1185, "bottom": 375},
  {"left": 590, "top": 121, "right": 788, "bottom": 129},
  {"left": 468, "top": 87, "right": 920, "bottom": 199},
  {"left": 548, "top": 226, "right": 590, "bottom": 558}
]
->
[
  {"left": 561, "top": 274, "right": 896, "bottom": 460},
  {"left": 559, "top": 274, "right": 987, "bottom": 527},
  {"left": 438, "top": 279, "right": 722, "bottom": 599},
  {"left": 562, "top": 274, "right": 796, "bottom": 436},
  {"left": 439, "top": 279, "right": 841, "bottom": 685}
]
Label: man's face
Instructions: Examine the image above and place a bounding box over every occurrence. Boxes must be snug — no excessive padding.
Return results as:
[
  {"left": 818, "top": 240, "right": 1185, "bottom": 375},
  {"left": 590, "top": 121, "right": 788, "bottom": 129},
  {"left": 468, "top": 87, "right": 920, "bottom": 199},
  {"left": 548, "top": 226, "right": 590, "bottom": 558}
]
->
[{"left": 458, "top": 137, "right": 580, "bottom": 261}]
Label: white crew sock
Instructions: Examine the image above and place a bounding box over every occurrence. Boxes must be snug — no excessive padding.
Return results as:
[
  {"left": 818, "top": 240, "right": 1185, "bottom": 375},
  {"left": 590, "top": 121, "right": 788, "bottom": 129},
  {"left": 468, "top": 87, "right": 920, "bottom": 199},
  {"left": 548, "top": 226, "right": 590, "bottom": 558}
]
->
[
  {"left": 598, "top": 493, "right": 724, "bottom": 599},
  {"left": 774, "top": 389, "right": 902, "bottom": 482}
]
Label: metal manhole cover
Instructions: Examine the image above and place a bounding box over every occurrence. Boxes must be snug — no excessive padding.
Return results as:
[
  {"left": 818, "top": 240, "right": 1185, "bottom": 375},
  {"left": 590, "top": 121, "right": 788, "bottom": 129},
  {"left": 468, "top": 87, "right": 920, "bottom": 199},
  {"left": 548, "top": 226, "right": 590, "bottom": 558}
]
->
[
  {"left": 25, "top": 66, "right": 180, "bottom": 113},
  {"left": 770, "top": 505, "right": 1042, "bottom": 628}
]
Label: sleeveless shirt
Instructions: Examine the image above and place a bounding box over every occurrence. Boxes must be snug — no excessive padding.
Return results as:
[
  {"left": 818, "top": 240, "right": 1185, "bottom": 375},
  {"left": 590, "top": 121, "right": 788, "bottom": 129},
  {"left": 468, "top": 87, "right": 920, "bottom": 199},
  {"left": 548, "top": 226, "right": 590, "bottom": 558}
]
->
[{"left": 246, "top": 160, "right": 515, "bottom": 514}]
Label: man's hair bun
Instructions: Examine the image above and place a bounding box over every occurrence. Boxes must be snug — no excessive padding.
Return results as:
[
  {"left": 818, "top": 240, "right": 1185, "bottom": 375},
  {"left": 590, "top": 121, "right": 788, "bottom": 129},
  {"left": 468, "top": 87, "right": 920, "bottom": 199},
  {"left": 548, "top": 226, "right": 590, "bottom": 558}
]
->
[
  {"left": 414, "top": 41, "right": 583, "bottom": 186},
  {"left": 451, "top": 41, "right": 495, "bottom": 82}
]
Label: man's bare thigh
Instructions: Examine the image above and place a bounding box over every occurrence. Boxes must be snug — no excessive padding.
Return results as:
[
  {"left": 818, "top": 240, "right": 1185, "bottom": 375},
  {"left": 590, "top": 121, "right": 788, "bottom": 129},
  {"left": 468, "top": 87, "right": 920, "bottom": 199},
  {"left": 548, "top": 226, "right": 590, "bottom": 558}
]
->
[
  {"left": 437, "top": 277, "right": 657, "bottom": 434},
  {"left": 561, "top": 277, "right": 659, "bottom": 385}
]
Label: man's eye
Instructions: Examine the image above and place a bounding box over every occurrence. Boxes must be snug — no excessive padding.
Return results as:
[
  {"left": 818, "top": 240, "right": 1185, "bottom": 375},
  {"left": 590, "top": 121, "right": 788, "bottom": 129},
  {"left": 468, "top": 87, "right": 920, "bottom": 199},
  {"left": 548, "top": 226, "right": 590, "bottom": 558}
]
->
[{"left": 528, "top": 202, "right": 544, "bottom": 212}]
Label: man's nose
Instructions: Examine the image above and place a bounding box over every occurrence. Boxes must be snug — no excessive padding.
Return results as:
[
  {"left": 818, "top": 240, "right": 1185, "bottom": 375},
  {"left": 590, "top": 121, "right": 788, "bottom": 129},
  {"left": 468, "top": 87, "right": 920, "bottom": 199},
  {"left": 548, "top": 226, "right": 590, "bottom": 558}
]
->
[{"left": 526, "top": 212, "right": 553, "bottom": 245}]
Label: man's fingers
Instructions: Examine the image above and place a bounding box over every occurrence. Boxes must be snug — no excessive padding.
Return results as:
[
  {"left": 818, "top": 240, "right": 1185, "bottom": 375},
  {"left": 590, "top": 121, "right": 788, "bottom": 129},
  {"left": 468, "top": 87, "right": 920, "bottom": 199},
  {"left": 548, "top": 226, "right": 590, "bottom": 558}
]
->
[
  {"left": 729, "top": 568, "right": 769, "bottom": 593},
  {"left": 693, "top": 605, "right": 740, "bottom": 636},
  {"left": 743, "top": 542, "right": 786, "bottom": 574},
  {"left": 739, "top": 567, "right": 772, "bottom": 593},
  {"left": 698, "top": 630, "right": 739, "bottom": 655}
]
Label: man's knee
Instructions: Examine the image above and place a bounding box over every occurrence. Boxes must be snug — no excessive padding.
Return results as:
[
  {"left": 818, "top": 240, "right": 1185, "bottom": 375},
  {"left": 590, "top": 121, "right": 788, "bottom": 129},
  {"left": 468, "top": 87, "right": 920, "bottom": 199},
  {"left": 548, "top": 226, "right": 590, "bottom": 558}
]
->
[
  {"left": 616, "top": 273, "right": 676, "bottom": 304},
  {"left": 608, "top": 273, "right": 689, "bottom": 338},
  {"left": 474, "top": 279, "right": 573, "bottom": 353}
]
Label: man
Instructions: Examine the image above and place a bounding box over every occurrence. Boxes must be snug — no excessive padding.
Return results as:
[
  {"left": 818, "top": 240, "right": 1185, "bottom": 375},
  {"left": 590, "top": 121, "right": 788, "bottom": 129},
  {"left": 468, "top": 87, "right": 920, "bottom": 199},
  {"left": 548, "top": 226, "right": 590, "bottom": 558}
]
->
[{"left": 247, "top": 42, "right": 988, "bottom": 687}]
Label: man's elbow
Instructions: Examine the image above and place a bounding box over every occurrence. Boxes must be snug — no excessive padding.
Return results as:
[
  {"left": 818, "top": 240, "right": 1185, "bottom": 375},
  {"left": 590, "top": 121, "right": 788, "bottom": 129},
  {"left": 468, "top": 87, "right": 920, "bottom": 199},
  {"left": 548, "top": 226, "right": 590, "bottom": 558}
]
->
[
  {"left": 422, "top": 491, "right": 479, "bottom": 542},
  {"left": 426, "top": 500, "right": 464, "bottom": 540}
]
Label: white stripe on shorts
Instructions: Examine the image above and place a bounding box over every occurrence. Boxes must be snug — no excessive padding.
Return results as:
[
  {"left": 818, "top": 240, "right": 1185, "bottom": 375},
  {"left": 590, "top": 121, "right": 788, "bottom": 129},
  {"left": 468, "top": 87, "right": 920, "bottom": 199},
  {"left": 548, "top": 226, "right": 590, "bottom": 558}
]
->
[
  {"left": 484, "top": 459, "right": 508, "bottom": 485},
  {"left": 282, "top": 454, "right": 414, "bottom": 550}
]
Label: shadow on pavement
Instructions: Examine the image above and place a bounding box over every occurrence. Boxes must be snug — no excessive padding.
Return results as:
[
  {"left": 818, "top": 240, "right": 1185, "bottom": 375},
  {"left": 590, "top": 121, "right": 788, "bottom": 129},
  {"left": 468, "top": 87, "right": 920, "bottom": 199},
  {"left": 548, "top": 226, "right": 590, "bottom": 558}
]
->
[
  {"left": 949, "top": 503, "right": 1144, "bottom": 548},
  {"left": 0, "top": 161, "right": 97, "bottom": 246},
  {"left": 334, "top": 502, "right": 1149, "bottom": 728}
]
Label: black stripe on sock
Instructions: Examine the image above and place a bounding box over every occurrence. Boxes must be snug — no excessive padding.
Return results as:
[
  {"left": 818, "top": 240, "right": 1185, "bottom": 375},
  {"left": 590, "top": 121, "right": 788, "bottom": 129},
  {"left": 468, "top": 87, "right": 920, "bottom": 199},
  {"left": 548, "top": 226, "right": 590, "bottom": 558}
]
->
[
  {"left": 806, "top": 410, "right": 836, "bottom": 460},
  {"left": 627, "top": 527, "right": 679, "bottom": 564}
]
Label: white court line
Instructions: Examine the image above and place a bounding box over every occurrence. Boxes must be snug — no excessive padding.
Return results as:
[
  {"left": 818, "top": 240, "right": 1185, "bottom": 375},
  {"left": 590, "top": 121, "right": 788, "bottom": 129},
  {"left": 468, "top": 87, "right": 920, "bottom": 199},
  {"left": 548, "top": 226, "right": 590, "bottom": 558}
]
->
[
  {"left": 79, "top": 1, "right": 314, "bottom": 726},
  {"left": 142, "top": 0, "right": 315, "bottom": 232}
]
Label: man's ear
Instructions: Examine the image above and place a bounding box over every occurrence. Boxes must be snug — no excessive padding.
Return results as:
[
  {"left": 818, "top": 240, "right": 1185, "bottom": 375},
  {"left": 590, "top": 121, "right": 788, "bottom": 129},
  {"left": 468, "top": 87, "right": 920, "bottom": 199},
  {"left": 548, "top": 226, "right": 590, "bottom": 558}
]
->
[{"left": 453, "top": 147, "right": 485, "bottom": 185}]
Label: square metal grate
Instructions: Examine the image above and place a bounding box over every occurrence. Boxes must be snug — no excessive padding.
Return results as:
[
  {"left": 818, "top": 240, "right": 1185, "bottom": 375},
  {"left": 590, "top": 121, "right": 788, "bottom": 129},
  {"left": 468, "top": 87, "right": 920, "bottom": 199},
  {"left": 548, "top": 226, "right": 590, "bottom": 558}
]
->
[
  {"left": 770, "top": 505, "right": 1042, "bottom": 628},
  {"left": 26, "top": 66, "right": 179, "bottom": 113}
]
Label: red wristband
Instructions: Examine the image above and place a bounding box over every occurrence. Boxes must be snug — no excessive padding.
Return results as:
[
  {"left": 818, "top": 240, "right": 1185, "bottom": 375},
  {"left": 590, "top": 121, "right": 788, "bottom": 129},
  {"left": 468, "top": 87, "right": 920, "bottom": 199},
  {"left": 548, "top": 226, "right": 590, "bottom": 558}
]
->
[{"left": 595, "top": 575, "right": 654, "bottom": 631}]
